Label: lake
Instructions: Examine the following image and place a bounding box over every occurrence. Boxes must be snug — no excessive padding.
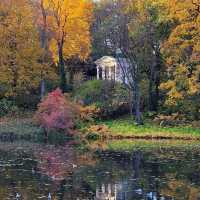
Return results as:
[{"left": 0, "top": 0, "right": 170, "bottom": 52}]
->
[{"left": 0, "top": 140, "right": 200, "bottom": 199}]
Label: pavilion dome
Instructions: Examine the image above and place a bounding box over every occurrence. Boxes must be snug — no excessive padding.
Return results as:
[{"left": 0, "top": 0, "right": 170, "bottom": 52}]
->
[{"left": 95, "top": 56, "right": 117, "bottom": 68}]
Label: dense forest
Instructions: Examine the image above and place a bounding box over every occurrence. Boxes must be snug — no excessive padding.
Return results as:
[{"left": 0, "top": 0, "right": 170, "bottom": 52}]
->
[
  {"left": 1, "top": 1, "right": 200, "bottom": 199},
  {"left": 0, "top": 0, "right": 200, "bottom": 128}
]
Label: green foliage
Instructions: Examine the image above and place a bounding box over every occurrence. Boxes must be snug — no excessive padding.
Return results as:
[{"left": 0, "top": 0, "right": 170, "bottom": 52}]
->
[
  {"left": 74, "top": 79, "right": 103, "bottom": 104},
  {"left": 106, "top": 140, "right": 200, "bottom": 152},
  {"left": 14, "top": 93, "right": 40, "bottom": 110},
  {"left": 0, "top": 99, "right": 19, "bottom": 117},
  {"left": 73, "top": 80, "right": 129, "bottom": 117},
  {"left": 160, "top": 97, "right": 200, "bottom": 121}
]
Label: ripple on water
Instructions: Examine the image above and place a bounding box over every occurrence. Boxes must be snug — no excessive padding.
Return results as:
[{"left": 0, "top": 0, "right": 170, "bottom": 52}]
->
[{"left": 0, "top": 141, "right": 199, "bottom": 199}]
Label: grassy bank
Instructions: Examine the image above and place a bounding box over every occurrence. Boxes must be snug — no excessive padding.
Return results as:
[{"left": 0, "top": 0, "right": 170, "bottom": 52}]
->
[
  {"left": 92, "top": 116, "right": 200, "bottom": 140},
  {"left": 0, "top": 113, "right": 76, "bottom": 144},
  {"left": 1, "top": 112, "right": 200, "bottom": 142},
  {"left": 0, "top": 112, "right": 43, "bottom": 140},
  {"left": 88, "top": 139, "right": 200, "bottom": 153}
]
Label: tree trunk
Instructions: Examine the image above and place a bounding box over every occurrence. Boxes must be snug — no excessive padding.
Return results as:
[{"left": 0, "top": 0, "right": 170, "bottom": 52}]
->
[
  {"left": 129, "top": 89, "right": 133, "bottom": 115},
  {"left": 148, "top": 50, "right": 161, "bottom": 112},
  {"left": 133, "top": 81, "right": 143, "bottom": 125},
  {"left": 154, "top": 75, "right": 160, "bottom": 111},
  {"left": 40, "top": 79, "right": 45, "bottom": 99},
  {"left": 148, "top": 64, "right": 156, "bottom": 111},
  {"left": 58, "top": 42, "right": 67, "bottom": 92},
  {"left": 40, "top": 0, "right": 47, "bottom": 99}
]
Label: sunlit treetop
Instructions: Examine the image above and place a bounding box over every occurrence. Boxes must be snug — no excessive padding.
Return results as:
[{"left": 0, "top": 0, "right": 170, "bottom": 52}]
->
[{"left": 42, "top": 0, "right": 93, "bottom": 62}]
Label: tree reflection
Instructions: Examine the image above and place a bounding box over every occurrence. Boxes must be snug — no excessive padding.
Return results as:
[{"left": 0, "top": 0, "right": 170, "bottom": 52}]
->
[{"left": 0, "top": 142, "right": 200, "bottom": 199}]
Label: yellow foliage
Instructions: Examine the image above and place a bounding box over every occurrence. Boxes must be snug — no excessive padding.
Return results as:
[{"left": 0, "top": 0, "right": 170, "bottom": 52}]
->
[
  {"left": 87, "top": 124, "right": 110, "bottom": 135},
  {"left": 160, "top": 0, "right": 200, "bottom": 105},
  {"left": 43, "top": 0, "right": 93, "bottom": 62},
  {"left": 0, "top": 0, "right": 57, "bottom": 96}
]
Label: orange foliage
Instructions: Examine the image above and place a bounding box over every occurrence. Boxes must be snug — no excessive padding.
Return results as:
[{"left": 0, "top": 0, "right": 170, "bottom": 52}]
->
[
  {"left": 43, "top": 0, "right": 93, "bottom": 62},
  {"left": 160, "top": 0, "right": 200, "bottom": 105},
  {"left": 86, "top": 124, "right": 110, "bottom": 135},
  {"left": 78, "top": 105, "right": 100, "bottom": 122}
]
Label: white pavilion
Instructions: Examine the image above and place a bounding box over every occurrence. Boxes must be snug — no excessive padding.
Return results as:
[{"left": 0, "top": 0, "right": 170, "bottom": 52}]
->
[{"left": 95, "top": 56, "right": 130, "bottom": 83}]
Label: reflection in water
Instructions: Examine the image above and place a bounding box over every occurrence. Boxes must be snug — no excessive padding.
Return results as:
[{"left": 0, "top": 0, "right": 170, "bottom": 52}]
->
[
  {"left": 0, "top": 142, "right": 200, "bottom": 199},
  {"left": 95, "top": 183, "right": 162, "bottom": 200},
  {"left": 96, "top": 184, "right": 117, "bottom": 200},
  {"left": 94, "top": 151, "right": 168, "bottom": 200}
]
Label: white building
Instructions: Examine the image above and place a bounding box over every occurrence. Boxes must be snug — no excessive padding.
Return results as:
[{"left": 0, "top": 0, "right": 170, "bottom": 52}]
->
[{"left": 95, "top": 56, "right": 131, "bottom": 84}]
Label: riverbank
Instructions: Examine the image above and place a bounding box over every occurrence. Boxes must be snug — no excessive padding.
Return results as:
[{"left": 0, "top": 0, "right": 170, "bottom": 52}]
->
[
  {"left": 85, "top": 116, "right": 200, "bottom": 141},
  {"left": 0, "top": 113, "right": 75, "bottom": 143},
  {"left": 1, "top": 113, "right": 200, "bottom": 142},
  {"left": 0, "top": 112, "right": 41, "bottom": 140}
]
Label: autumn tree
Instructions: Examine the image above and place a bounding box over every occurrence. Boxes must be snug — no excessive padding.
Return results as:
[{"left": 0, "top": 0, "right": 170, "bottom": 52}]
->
[
  {"left": 91, "top": 0, "right": 141, "bottom": 124},
  {"left": 0, "top": 0, "right": 56, "bottom": 96},
  {"left": 125, "top": 0, "right": 173, "bottom": 112},
  {"left": 42, "top": 0, "right": 93, "bottom": 92},
  {"left": 33, "top": 0, "right": 50, "bottom": 98},
  {"left": 160, "top": 0, "right": 200, "bottom": 118}
]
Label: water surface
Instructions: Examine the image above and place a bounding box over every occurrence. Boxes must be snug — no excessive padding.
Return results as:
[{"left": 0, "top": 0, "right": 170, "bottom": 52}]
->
[{"left": 0, "top": 141, "right": 200, "bottom": 199}]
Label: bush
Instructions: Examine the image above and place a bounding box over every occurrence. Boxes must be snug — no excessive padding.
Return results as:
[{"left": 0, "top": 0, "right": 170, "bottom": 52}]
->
[
  {"left": 73, "top": 80, "right": 129, "bottom": 118},
  {"left": 14, "top": 93, "right": 40, "bottom": 109},
  {"left": 0, "top": 99, "right": 19, "bottom": 117},
  {"left": 87, "top": 124, "right": 110, "bottom": 134},
  {"left": 34, "top": 88, "right": 78, "bottom": 136},
  {"left": 153, "top": 113, "right": 187, "bottom": 126},
  {"left": 79, "top": 104, "right": 100, "bottom": 122},
  {"left": 73, "top": 72, "right": 86, "bottom": 90}
]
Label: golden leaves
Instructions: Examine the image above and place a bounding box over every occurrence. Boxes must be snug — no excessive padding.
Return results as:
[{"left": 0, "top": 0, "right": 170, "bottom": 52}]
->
[
  {"left": 160, "top": 0, "right": 200, "bottom": 105},
  {"left": 44, "top": 0, "right": 93, "bottom": 61},
  {"left": 0, "top": 0, "right": 57, "bottom": 96}
]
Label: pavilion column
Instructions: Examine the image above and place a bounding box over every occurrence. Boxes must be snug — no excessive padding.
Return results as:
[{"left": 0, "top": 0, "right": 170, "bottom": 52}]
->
[
  {"left": 108, "top": 67, "right": 111, "bottom": 80},
  {"left": 102, "top": 67, "right": 105, "bottom": 80},
  {"left": 97, "top": 66, "right": 99, "bottom": 80},
  {"left": 102, "top": 184, "right": 105, "bottom": 193},
  {"left": 108, "top": 184, "right": 112, "bottom": 195},
  {"left": 114, "top": 65, "right": 116, "bottom": 82}
]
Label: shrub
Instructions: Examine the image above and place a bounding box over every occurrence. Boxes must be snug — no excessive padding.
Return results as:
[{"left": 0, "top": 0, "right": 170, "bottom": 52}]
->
[
  {"left": 0, "top": 98, "right": 19, "bottom": 117},
  {"left": 87, "top": 124, "right": 110, "bottom": 134},
  {"left": 34, "top": 88, "right": 78, "bottom": 136},
  {"left": 14, "top": 93, "right": 40, "bottom": 109},
  {"left": 153, "top": 113, "right": 187, "bottom": 126},
  {"left": 85, "top": 124, "right": 110, "bottom": 140},
  {"left": 73, "top": 72, "right": 86, "bottom": 90},
  {"left": 73, "top": 80, "right": 129, "bottom": 118},
  {"left": 78, "top": 104, "right": 100, "bottom": 122},
  {"left": 73, "top": 79, "right": 103, "bottom": 105}
]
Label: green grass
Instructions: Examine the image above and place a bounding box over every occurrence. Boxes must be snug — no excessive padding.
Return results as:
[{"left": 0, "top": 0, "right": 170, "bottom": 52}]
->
[
  {"left": 96, "top": 116, "right": 200, "bottom": 138},
  {"left": 106, "top": 139, "right": 200, "bottom": 152},
  {"left": 88, "top": 139, "right": 200, "bottom": 153}
]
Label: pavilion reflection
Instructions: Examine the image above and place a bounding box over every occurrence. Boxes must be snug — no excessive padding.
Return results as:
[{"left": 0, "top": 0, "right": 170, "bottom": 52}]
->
[{"left": 95, "top": 181, "right": 169, "bottom": 200}]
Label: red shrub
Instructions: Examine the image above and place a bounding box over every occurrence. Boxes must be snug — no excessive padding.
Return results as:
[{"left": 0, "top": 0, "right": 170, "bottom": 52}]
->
[{"left": 34, "top": 88, "right": 78, "bottom": 135}]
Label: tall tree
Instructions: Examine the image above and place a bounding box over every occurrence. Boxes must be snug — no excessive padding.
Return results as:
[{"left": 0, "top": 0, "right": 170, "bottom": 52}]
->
[
  {"left": 39, "top": 0, "right": 48, "bottom": 98},
  {"left": 160, "top": 0, "right": 200, "bottom": 118},
  {"left": 92, "top": 0, "right": 144, "bottom": 124},
  {"left": 42, "top": 0, "right": 93, "bottom": 92},
  {"left": 0, "top": 0, "right": 55, "bottom": 96}
]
